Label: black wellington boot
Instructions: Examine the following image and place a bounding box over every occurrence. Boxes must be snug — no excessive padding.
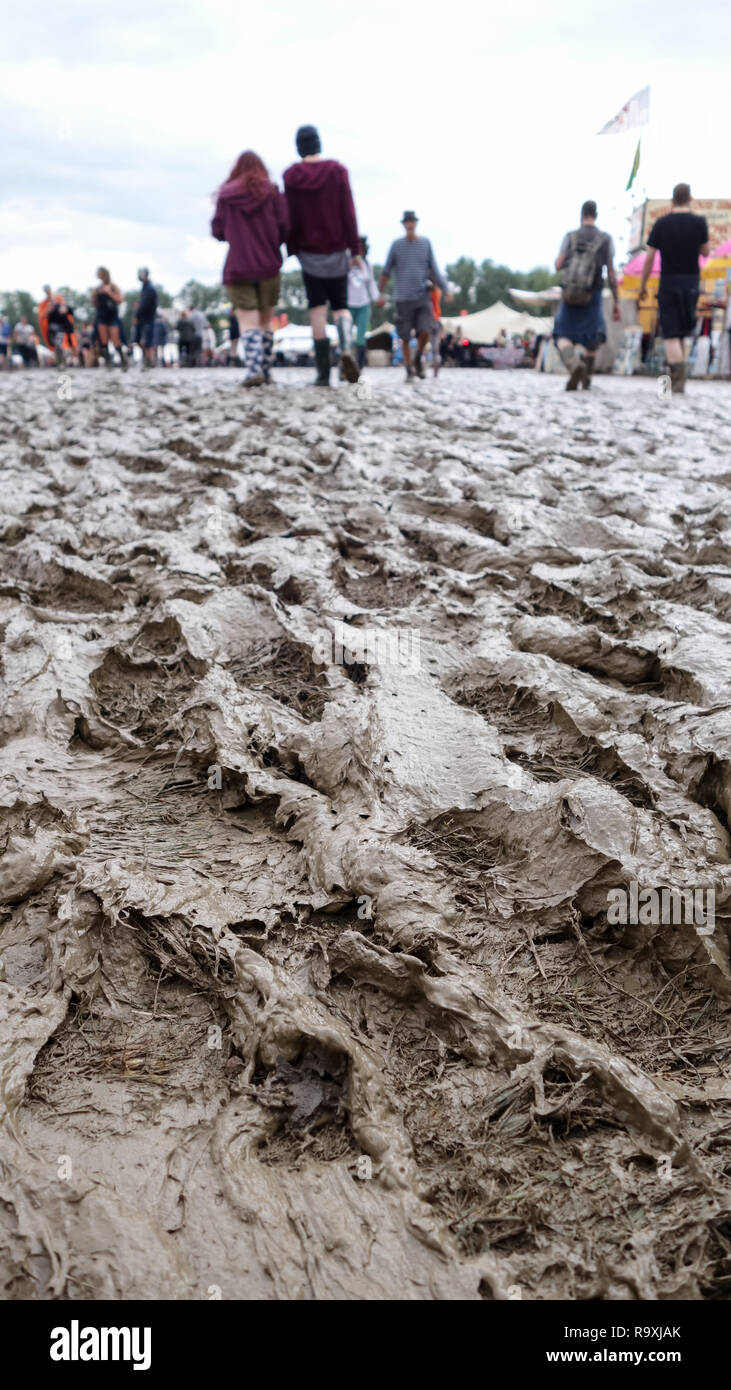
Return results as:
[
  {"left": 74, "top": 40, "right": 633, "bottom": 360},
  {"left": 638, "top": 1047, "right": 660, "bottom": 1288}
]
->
[{"left": 313, "top": 337, "right": 331, "bottom": 387}]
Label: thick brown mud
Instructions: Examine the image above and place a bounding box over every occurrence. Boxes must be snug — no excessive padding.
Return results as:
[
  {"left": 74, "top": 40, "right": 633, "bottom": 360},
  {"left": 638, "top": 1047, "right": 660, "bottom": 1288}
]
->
[{"left": 2, "top": 367, "right": 731, "bottom": 1300}]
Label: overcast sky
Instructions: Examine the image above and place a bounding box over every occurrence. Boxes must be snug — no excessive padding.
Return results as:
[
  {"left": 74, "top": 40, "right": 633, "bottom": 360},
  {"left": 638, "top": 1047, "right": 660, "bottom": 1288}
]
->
[{"left": 1, "top": 0, "right": 729, "bottom": 298}]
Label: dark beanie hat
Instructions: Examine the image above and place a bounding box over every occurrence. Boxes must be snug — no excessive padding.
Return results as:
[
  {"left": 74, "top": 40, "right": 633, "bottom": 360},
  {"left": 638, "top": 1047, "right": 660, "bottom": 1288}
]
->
[{"left": 296, "top": 125, "right": 321, "bottom": 157}]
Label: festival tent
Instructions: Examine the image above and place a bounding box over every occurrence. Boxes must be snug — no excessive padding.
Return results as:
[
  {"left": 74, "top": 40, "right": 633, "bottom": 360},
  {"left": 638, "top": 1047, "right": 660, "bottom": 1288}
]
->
[
  {"left": 620, "top": 249, "right": 661, "bottom": 283},
  {"left": 618, "top": 251, "right": 662, "bottom": 333},
  {"left": 509, "top": 286, "right": 561, "bottom": 308},
  {"left": 273, "top": 322, "right": 337, "bottom": 357},
  {"left": 441, "top": 300, "right": 552, "bottom": 341}
]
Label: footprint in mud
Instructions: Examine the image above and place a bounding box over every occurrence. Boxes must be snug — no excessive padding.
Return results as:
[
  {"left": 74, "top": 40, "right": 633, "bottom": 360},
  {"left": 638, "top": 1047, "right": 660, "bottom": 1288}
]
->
[
  {"left": 253, "top": 1044, "right": 356, "bottom": 1167},
  {"left": 89, "top": 621, "right": 207, "bottom": 742},
  {"left": 511, "top": 615, "right": 710, "bottom": 703},
  {"left": 684, "top": 754, "right": 731, "bottom": 834},
  {"left": 229, "top": 636, "right": 330, "bottom": 721},
  {"left": 165, "top": 438, "right": 206, "bottom": 462},
  {"left": 333, "top": 554, "right": 427, "bottom": 610},
  {"left": 236, "top": 492, "right": 293, "bottom": 542},
  {"left": 199, "top": 469, "right": 236, "bottom": 490},
  {"left": 116, "top": 453, "right": 168, "bottom": 475},
  {"left": 7, "top": 551, "right": 123, "bottom": 613},
  {"left": 452, "top": 678, "right": 656, "bottom": 810}
]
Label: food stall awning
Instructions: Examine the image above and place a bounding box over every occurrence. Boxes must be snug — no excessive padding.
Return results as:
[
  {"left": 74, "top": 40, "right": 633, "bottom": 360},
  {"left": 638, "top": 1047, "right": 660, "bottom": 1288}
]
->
[{"left": 702, "top": 240, "right": 731, "bottom": 280}]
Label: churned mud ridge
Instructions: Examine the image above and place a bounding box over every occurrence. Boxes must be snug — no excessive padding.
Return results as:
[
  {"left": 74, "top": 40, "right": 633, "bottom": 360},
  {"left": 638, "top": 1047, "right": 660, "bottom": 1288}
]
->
[{"left": 2, "top": 370, "right": 731, "bottom": 1300}]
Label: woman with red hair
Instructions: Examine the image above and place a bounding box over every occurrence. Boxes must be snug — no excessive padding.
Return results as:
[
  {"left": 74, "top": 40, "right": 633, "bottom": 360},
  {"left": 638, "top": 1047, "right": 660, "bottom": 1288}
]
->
[{"left": 211, "top": 151, "right": 289, "bottom": 386}]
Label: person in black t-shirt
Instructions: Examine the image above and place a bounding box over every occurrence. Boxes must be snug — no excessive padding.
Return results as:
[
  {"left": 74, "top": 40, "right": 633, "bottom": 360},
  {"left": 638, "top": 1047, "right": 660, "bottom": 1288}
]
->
[{"left": 637, "top": 183, "right": 710, "bottom": 393}]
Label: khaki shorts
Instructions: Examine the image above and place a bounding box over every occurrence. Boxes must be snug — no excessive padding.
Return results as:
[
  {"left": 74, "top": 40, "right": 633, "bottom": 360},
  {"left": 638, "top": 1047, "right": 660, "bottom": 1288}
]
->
[{"left": 228, "top": 276, "right": 281, "bottom": 312}]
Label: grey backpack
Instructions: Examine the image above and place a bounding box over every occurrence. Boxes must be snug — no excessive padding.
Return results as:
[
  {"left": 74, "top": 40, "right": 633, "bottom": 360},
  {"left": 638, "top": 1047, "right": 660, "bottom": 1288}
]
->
[{"left": 561, "top": 231, "right": 604, "bottom": 305}]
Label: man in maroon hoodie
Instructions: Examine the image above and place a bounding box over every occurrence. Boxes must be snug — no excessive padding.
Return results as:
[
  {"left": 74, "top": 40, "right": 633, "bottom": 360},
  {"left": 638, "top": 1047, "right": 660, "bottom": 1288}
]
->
[{"left": 283, "top": 125, "right": 361, "bottom": 387}]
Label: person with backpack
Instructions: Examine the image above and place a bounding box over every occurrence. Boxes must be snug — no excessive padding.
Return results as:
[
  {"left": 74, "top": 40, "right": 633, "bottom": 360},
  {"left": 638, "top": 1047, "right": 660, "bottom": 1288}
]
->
[{"left": 553, "top": 200, "right": 620, "bottom": 390}]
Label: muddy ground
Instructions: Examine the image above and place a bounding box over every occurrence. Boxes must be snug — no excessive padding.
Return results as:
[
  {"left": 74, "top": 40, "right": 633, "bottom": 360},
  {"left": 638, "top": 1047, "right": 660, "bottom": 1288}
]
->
[{"left": 2, "top": 365, "right": 731, "bottom": 1300}]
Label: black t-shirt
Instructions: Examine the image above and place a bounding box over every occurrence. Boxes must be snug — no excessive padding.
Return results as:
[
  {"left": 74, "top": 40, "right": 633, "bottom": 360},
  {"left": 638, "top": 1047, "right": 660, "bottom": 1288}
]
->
[{"left": 647, "top": 211, "right": 708, "bottom": 277}]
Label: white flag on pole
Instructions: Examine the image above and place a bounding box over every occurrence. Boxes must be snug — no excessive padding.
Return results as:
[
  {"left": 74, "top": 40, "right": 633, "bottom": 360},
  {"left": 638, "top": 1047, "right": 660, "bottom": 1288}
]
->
[{"left": 597, "top": 86, "right": 650, "bottom": 135}]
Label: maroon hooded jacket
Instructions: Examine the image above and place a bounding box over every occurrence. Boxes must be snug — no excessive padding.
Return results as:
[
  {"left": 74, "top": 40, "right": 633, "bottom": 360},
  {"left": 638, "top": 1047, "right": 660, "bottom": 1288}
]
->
[
  {"left": 211, "top": 180, "right": 289, "bottom": 284},
  {"left": 283, "top": 159, "right": 359, "bottom": 258}
]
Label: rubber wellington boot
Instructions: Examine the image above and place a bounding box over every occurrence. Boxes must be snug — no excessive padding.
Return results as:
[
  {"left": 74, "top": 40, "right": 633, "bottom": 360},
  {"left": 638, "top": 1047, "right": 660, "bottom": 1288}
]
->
[
  {"left": 669, "top": 361, "right": 687, "bottom": 394},
  {"left": 336, "top": 316, "right": 359, "bottom": 382},
  {"left": 559, "top": 344, "right": 586, "bottom": 391},
  {"left": 261, "top": 331, "right": 275, "bottom": 384},
  {"left": 313, "top": 337, "right": 331, "bottom": 387}
]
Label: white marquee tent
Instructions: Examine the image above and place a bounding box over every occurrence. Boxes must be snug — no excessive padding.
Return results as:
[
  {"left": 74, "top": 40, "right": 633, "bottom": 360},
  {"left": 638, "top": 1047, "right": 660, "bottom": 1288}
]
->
[
  {"left": 440, "top": 300, "right": 553, "bottom": 341},
  {"left": 273, "top": 322, "right": 338, "bottom": 357}
]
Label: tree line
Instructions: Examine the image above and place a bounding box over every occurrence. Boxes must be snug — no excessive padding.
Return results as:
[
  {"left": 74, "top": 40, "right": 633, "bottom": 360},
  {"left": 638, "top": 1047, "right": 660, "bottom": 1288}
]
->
[{"left": 1, "top": 258, "right": 557, "bottom": 338}]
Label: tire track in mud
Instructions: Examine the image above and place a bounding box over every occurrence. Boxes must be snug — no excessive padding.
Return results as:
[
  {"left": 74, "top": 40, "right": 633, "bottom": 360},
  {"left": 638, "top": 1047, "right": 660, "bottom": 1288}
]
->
[{"left": 2, "top": 368, "right": 731, "bottom": 1300}]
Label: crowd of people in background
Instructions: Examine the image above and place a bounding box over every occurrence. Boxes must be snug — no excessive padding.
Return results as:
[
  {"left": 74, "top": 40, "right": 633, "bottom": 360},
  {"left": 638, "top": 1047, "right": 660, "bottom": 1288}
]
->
[
  {"left": 0, "top": 299, "right": 540, "bottom": 377},
  {"left": 0, "top": 300, "right": 293, "bottom": 372},
  {"left": 1, "top": 268, "right": 169, "bottom": 372},
  {"left": 0, "top": 299, "right": 224, "bottom": 373},
  {"left": 1, "top": 121, "right": 709, "bottom": 397}
]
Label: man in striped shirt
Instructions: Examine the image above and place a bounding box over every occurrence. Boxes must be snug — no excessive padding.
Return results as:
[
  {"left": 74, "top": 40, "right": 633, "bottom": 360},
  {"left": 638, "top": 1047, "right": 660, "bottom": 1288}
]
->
[{"left": 379, "top": 212, "right": 452, "bottom": 380}]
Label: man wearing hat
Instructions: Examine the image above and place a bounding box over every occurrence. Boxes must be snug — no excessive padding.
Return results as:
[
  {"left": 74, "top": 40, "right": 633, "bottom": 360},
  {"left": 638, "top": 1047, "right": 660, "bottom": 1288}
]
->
[
  {"left": 284, "top": 125, "right": 361, "bottom": 387},
  {"left": 379, "top": 212, "right": 451, "bottom": 380}
]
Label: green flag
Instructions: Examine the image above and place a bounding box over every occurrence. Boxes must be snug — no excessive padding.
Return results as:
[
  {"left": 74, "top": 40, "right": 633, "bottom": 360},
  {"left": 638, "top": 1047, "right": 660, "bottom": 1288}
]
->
[{"left": 626, "top": 139, "right": 641, "bottom": 191}]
